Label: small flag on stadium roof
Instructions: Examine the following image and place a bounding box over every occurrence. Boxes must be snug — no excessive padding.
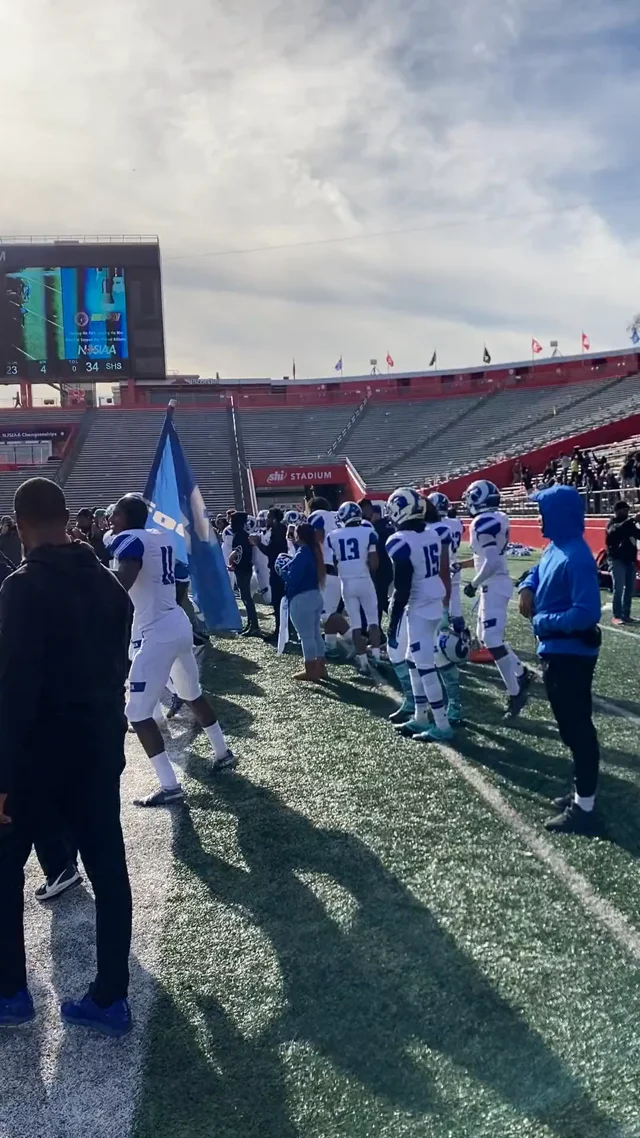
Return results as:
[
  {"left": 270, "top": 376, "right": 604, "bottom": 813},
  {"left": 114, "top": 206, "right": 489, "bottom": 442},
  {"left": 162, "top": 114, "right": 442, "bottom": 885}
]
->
[
  {"left": 143, "top": 403, "right": 241, "bottom": 633},
  {"left": 582, "top": 331, "right": 590, "bottom": 351},
  {"left": 532, "top": 337, "right": 542, "bottom": 354},
  {"left": 429, "top": 350, "right": 437, "bottom": 368},
  {"left": 386, "top": 352, "right": 394, "bottom": 368},
  {"left": 483, "top": 345, "right": 491, "bottom": 364},
  {"left": 632, "top": 327, "right": 640, "bottom": 345},
  {"left": 335, "top": 356, "right": 343, "bottom": 372},
  {"left": 292, "top": 357, "right": 296, "bottom": 380}
]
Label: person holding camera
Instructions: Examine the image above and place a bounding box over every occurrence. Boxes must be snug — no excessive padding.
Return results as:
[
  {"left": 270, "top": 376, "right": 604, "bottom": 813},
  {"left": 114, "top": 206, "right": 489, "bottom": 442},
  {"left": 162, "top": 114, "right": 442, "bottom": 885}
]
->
[
  {"left": 518, "top": 485, "right": 601, "bottom": 835},
  {"left": 605, "top": 499, "right": 640, "bottom": 626}
]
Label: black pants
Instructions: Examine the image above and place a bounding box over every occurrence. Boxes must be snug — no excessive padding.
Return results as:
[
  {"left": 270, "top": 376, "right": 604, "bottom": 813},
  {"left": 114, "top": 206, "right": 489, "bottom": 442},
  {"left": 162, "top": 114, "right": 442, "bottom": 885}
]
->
[
  {"left": 236, "top": 567, "right": 258, "bottom": 629},
  {"left": 541, "top": 654, "right": 600, "bottom": 797},
  {"left": 270, "top": 569, "right": 285, "bottom": 636},
  {"left": 0, "top": 755, "right": 131, "bottom": 1004}
]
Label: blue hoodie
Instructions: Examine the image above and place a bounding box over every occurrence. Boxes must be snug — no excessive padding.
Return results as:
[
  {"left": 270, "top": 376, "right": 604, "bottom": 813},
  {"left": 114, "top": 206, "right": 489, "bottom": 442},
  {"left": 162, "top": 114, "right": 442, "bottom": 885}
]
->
[
  {"left": 280, "top": 543, "right": 320, "bottom": 601},
  {"left": 519, "top": 485, "right": 600, "bottom": 657}
]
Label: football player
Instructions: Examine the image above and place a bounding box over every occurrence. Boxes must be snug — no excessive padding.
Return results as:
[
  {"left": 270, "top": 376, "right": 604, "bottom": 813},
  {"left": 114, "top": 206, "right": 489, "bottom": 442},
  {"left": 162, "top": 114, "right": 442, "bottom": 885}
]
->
[
  {"left": 427, "top": 492, "right": 465, "bottom": 629},
  {"left": 308, "top": 497, "right": 351, "bottom": 655},
  {"left": 327, "top": 501, "right": 381, "bottom": 675},
  {"left": 461, "top": 479, "right": 530, "bottom": 717},
  {"left": 385, "top": 487, "right": 454, "bottom": 741},
  {"left": 109, "top": 494, "right": 237, "bottom": 807}
]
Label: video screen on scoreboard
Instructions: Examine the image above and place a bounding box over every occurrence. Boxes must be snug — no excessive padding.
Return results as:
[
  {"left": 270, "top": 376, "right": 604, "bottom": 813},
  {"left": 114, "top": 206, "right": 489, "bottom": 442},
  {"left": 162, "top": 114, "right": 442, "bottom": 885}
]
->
[{"left": 0, "top": 265, "right": 129, "bottom": 380}]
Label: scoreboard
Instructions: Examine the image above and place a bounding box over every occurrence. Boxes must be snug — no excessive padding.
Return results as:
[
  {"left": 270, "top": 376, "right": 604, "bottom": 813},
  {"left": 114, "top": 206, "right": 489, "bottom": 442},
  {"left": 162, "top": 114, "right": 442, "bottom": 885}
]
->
[{"left": 0, "top": 239, "right": 166, "bottom": 382}]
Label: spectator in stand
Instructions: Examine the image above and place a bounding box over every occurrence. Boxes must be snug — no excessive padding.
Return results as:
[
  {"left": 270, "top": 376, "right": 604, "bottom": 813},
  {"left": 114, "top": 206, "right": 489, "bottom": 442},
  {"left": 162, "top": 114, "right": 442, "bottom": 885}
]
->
[
  {"left": 0, "top": 517, "right": 21, "bottom": 569},
  {"left": 559, "top": 453, "right": 570, "bottom": 483},
  {"left": 251, "top": 508, "right": 288, "bottom": 647},
  {"left": 620, "top": 454, "right": 636, "bottom": 489},
  {"left": 605, "top": 469, "right": 620, "bottom": 492},
  {"left": 579, "top": 450, "right": 591, "bottom": 481},
  {"left": 522, "top": 466, "right": 534, "bottom": 492},
  {"left": 512, "top": 459, "right": 522, "bottom": 484},
  {"left": 542, "top": 464, "right": 556, "bottom": 488},
  {"left": 605, "top": 500, "right": 640, "bottom": 625},
  {"left": 586, "top": 468, "right": 602, "bottom": 515},
  {"left": 569, "top": 449, "right": 581, "bottom": 486}
]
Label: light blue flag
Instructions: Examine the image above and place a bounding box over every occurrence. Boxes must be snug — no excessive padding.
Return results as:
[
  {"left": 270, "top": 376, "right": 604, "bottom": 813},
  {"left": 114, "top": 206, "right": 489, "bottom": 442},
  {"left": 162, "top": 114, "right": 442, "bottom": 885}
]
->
[
  {"left": 143, "top": 403, "right": 241, "bottom": 632},
  {"left": 632, "top": 327, "right": 640, "bottom": 345}
]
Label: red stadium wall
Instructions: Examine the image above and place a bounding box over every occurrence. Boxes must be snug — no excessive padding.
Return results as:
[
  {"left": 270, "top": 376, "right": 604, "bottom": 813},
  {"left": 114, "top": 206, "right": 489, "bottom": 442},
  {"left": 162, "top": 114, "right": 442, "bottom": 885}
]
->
[
  {"left": 428, "top": 413, "right": 640, "bottom": 502},
  {"left": 507, "top": 518, "right": 607, "bottom": 555}
]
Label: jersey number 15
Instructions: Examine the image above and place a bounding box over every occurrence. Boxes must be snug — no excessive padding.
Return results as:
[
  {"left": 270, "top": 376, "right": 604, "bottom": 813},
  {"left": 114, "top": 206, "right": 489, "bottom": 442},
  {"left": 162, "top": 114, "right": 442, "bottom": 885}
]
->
[{"left": 423, "top": 544, "right": 440, "bottom": 578}]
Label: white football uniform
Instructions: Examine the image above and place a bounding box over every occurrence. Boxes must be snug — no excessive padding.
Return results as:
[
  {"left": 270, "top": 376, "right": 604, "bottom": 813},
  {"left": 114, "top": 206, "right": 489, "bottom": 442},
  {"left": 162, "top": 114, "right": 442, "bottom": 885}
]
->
[
  {"left": 327, "top": 524, "right": 379, "bottom": 629},
  {"left": 310, "top": 509, "right": 341, "bottom": 616},
  {"left": 110, "top": 527, "right": 202, "bottom": 720},
  {"left": 386, "top": 525, "right": 446, "bottom": 716},
  {"left": 434, "top": 517, "right": 464, "bottom": 619},
  {"left": 469, "top": 509, "right": 513, "bottom": 648}
]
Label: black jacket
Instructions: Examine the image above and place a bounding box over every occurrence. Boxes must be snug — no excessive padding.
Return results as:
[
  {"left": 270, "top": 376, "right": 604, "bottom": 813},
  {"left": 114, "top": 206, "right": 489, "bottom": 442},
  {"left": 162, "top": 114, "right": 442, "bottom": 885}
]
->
[
  {"left": 605, "top": 517, "right": 640, "bottom": 564},
  {"left": 257, "top": 523, "right": 288, "bottom": 571},
  {"left": 0, "top": 541, "right": 131, "bottom": 793}
]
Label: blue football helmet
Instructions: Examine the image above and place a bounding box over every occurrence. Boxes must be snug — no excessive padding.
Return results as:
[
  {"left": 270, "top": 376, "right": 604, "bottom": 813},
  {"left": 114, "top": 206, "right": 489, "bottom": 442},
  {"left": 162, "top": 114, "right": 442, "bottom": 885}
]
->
[
  {"left": 386, "top": 487, "right": 426, "bottom": 527},
  {"left": 427, "top": 492, "right": 450, "bottom": 518},
  {"left": 337, "top": 501, "right": 362, "bottom": 525},
  {"left": 274, "top": 553, "right": 292, "bottom": 576},
  {"left": 463, "top": 479, "right": 500, "bottom": 516}
]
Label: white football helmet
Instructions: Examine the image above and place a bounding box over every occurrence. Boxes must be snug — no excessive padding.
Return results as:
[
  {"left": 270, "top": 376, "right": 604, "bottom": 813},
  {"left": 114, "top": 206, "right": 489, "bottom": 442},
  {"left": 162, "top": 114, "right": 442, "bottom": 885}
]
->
[
  {"left": 427, "top": 492, "right": 450, "bottom": 518},
  {"left": 244, "top": 515, "right": 258, "bottom": 534},
  {"left": 463, "top": 480, "right": 500, "bottom": 516},
  {"left": 437, "top": 627, "right": 471, "bottom": 665},
  {"left": 386, "top": 487, "right": 426, "bottom": 527},
  {"left": 284, "top": 509, "right": 304, "bottom": 526},
  {"left": 337, "top": 501, "right": 362, "bottom": 525}
]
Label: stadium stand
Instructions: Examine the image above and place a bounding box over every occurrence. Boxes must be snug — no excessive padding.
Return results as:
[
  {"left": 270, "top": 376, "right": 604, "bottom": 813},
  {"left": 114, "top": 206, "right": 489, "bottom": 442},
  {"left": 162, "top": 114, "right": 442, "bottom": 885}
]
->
[
  {"left": 0, "top": 359, "right": 639, "bottom": 517},
  {"left": 60, "top": 409, "right": 236, "bottom": 515}
]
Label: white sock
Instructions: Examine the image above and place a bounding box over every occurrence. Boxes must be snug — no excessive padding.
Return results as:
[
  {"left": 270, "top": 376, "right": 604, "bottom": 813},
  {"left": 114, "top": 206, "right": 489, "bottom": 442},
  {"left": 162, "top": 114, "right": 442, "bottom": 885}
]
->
[
  {"left": 340, "top": 629, "right": 353, "bottom": 643},
  {"left": 325, "top": 633, "right": 338, "bottom": 650},
  {"left": 494, "top": 653, "right": 520, "bottom": 697},
  {"left": 371, "top": 647, "right": 381, "bottom": 660},
  {"left": 205, "top": 720, "right": 228, "bottom": 759},
  {"left": 575, "top": 793, "right": 595, "bottom": 812},
  {"left": 150, "top": 751, "right": 179, "bottom": 791},
  {"left": 356, "top": 653, "right": 368, "bottom": 668}
]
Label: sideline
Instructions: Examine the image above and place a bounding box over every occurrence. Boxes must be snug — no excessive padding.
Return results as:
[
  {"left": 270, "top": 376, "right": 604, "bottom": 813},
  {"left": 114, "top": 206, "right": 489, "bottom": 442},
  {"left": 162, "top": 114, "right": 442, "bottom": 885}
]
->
[{"left": 370, "top": 663, "right": 640, "bottom": 965}]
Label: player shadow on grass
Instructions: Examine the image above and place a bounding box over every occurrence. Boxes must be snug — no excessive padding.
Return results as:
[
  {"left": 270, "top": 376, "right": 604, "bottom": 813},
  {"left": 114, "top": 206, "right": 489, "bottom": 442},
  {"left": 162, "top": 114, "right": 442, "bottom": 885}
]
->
[
  {"left": 459, "top": 721, "right": 640, "bottom": 856},
  {"left": 156, "top": 770, "right": 617, "bottom": 1138}
]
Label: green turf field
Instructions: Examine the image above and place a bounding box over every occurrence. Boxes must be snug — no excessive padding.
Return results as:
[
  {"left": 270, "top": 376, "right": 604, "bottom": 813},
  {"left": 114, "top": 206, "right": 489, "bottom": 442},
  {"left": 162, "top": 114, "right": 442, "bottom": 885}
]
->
[{"left": 134, "top": 551, "right": 640, "bottom": 1138}]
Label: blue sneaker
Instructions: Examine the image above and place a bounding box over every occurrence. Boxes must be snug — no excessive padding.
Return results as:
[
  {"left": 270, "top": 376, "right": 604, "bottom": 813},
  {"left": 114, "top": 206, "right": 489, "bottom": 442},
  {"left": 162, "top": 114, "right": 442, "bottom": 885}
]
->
[
  {"left": 416, "top": 724, "right": 455, "bottom": 742},
  {"left": 61, "top": 994, "right": 132, "bottom": 1038},
  {"left": 388, "top": 698, "right": 415, "bottom": 724},
  {"left": 0, "top": 989, "right": 35, "bottom": 1027}
]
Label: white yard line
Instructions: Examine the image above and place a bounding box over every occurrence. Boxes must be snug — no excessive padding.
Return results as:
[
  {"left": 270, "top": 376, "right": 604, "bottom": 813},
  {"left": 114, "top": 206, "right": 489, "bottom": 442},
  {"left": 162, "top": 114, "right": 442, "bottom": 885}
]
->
[
  {"left": 370, "top": 664, "right": 640, "bottom": 965},
  {"left": 0, "top": 730, "right": 179, "bottom": 1138}
]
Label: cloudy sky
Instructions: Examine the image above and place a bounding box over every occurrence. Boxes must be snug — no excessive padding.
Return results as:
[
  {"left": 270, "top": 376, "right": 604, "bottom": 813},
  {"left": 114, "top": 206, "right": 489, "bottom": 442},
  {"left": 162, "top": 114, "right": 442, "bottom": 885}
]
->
[{"left": 2, "top": 0, "right": 640, "bottom": 381}]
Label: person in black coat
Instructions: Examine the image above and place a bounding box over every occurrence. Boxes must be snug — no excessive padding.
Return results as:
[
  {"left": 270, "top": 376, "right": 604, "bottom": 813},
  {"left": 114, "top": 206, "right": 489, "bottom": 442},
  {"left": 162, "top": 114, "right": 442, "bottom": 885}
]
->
[
  {"left": 251, "top": 508, "right": 288, "bottom": 645},
  {"left": 605, "top": 499, "right": 640, "bottom": 625},
  {"left": 0, "top": 478, "right": 133, "bottom": 1035},
  {"left": 228, "top": 512, "right": 261, "bottom": 636}
]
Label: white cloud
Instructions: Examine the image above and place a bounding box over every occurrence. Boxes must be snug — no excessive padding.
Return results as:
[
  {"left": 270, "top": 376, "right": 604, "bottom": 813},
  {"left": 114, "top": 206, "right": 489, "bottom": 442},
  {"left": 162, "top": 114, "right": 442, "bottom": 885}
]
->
[{"left": 2, "top": 0, "right": 639, "bottom": 379}]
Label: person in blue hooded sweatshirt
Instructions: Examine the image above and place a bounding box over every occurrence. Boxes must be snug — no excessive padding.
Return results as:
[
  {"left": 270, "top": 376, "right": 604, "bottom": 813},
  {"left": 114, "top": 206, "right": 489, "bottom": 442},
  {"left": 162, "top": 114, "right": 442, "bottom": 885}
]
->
[{"left": 518, "top": 485, "right": 601, "bottom": 834}]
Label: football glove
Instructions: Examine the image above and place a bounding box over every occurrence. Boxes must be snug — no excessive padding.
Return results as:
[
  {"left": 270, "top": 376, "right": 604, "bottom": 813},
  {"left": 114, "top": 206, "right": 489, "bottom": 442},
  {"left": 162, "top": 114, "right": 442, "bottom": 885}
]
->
[
  {"left": 439, "top": 609, "right": 450, "bottom": 631},
  {"left": 464, "top": 583, "right": 477, "bottom": 599}
]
